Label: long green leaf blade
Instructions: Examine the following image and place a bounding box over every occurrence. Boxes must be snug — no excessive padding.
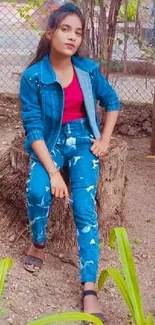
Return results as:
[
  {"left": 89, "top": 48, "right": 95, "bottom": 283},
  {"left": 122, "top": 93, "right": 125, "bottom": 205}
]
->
[
  {"left": 98, "top": 268, "right": 134, "bottom": 318},
  {"left": 24, "top": 312, "right": 104, "bottom": 325},
  {"left": 109, "top": 228, "right": 145, "bottom": 325},
  {"left": 0, "top": 258, "right": 13, "bottom": 298},
  {"left": 98, "top": 269, "right": 109, "bottom": 290},
  {"left": 146, "top": 314, "right": 153, "bottom": 325}
]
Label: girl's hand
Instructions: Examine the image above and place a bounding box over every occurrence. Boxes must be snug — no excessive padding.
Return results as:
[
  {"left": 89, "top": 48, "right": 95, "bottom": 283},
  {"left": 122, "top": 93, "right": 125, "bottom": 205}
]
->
[
  {"left": 50, "top": 171, "right": 69, "bottom": 201},
  {"left": 90, "top": 138, "right": 110, "bottom": 158}
]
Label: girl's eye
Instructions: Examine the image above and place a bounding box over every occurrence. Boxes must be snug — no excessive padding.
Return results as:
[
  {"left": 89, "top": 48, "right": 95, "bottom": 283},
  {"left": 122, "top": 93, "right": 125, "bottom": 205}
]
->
[
  {"left": 61, "top": 27, "right": 69, "bottom": 32},
  {"left": 76, "top": 32, "right": 82, "bottom": 37}
]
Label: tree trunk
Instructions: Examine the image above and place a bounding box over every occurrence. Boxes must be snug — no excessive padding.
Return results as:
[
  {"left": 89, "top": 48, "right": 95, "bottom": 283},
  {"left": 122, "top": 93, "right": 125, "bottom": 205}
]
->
[
  {"left": 0, "top": 134, "right": 127, "bottom": 251},
  {"left": 82, "top": 0, "right": 122, "bottom": 78},
  {"left": 123, "top": 0, "right": 129, "bottom": 74},
  {"left": 106, "top": 0, "right": 123, "bottom": 79},
  {"left": 151, "top": 87, "right": 155, "bottom": 154},
  {"left": 134, "top": 0, "right": 141, "bottom": 36},
  {"left": 99, "top": 0, "right": 108, "bottom": 74}
]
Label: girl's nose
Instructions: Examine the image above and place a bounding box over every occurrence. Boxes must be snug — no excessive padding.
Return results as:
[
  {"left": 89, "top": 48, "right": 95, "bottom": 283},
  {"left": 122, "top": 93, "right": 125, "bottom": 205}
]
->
[{"left": 68, "top": 34, "right": 76, "bottom": 42}]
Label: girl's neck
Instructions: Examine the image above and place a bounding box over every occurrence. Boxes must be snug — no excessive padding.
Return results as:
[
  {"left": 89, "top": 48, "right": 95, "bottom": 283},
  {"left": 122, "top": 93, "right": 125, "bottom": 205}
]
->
[{"left": 49, "top": 51, "right": 72, "bottom": 71}]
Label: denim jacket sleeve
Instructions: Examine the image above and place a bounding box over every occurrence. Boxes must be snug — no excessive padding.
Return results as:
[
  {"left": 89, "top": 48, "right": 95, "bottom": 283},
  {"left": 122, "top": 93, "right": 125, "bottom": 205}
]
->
[
  {"left": 92, "top": 67, "right": 120, "bottom": 111},
  {"left": 20, "top": 74, "right": 44, "bottom": 146}
]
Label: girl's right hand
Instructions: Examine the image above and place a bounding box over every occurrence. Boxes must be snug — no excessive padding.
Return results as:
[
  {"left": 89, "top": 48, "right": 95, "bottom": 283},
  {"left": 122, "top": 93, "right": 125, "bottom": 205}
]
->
[{"left": 50, "top": 171, "right": 69, "bottom": 201}]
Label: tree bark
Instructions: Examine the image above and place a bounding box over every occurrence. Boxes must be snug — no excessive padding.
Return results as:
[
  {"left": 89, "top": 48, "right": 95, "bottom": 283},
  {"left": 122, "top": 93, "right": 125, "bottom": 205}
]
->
[
  {"left": 151, "top": 87, "right": 155, "bottom": 154},
  {"left": 99, "top": 0, "right": 108, "bottom": 74},
  {"left": 134, "top": 0, "right": 141, "bottom": 36},
  {"left": 81, "top": 0, "right": 122, "bottom": 78},
  {"left": 0, "top": 134, "right": 127, "bottom": 250},
  {"left": 123, "top": 0, "right": 129, "bottom": 74},
  {"left": 106, "top": 0, "right": 123, "bottom": 79}
]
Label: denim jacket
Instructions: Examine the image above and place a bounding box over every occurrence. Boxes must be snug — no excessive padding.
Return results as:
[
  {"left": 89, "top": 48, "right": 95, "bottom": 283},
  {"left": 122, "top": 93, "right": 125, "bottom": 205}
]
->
[{"left": 20, "top": 55, "right": 120, "bottom": 159}]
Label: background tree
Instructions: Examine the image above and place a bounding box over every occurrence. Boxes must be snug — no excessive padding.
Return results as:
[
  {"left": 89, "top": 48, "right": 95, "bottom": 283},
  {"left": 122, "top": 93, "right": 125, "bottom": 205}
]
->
[{"left": 78, "top": 0, "right": 123, "bottom": 78}]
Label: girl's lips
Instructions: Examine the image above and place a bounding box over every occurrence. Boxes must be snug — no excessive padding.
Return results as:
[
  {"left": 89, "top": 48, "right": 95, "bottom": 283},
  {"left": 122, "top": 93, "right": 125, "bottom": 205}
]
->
[{"left": 65, "top": 43, "right": 75, "bottom": 48}]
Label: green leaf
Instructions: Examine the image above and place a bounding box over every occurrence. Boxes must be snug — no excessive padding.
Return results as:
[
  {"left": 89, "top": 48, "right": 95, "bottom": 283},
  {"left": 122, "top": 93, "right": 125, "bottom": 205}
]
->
[
  {"left": 99, "top": 241, "right": 104, "bottom": 249},
  {"left": 109, "top": 228, "right": 145, "bottom": 325},
  {"left": 98, "top": 268, "right": 134, "bottom": 317},
  {"left": 24, "top": 312, "right": 104, "bottom": 325},
  {"left": 133, "top": 238, "right": 142, "bottom": 245},
  {"left": 0, "top": 306, "right": 4, "bottom": 317},
  {"left": 115, "top": 63, "right": 121, "bottom": 72},
  {"left": 109, "top": 228, "right": 116, "bottom": 248},
  {"left": 146, "top": 314, "right": 154, "bottom": 325},
  {"left": 0, "top": 258, "right": 13, "bottom": 299},
  {"left": 119, "top": 0, "right": 137, "bottom": 21}
]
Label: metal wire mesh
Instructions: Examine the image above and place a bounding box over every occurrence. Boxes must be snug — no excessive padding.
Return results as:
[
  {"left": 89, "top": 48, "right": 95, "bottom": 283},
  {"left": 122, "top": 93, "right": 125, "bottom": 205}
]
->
[
  {"left": 0, "top": 0, "right": 155, "bottom": 109},
  {"left": 110, "top": 0, "right": 155, "bottom": 105}
]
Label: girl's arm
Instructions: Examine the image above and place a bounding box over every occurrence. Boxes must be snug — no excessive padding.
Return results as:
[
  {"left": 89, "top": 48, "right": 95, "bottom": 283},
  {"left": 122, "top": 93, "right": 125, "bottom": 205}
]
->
[
  {"left": 20, "top": 73, "right": 69, "bottom": 199},
  {"left": 31, "top": 140, "right": 59, "bottom": 175},
  {"left": 100, "top": 110, "right": 119, "bottom": 144},
  {"left": 20, "top": 74, "right": 56, "bottom": 173},
  {"left": 93, "top": 67, "right": 120, "bottom": 112},
  {"left": 31, "top": 140, "right": 69, "bottom": 200},
  {"left": 91, "top": 68, "right": 120, "bottom": 157}
]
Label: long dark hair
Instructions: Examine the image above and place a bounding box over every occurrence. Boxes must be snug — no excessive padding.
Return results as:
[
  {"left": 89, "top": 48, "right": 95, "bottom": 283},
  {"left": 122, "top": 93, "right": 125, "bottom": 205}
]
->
[{"left": 28, "top": 2, "right": 85, "bottom": 67}]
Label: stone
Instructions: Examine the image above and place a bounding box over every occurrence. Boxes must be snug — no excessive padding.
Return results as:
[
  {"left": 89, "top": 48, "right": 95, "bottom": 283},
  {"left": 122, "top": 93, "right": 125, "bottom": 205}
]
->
[
  {"left": 118, "top": 124, "right": 129, "bottom": 135},
  {"left": 146, "top": 127, "right": 152, "bottom": 136},
  {"left": 138, "top": 110, "right": 149, "bottom": 123},
  {"left": 142, "top": 120, "right": 152, "bottom": 132},
  {"left": 7, "top": 316, "right": 14, "bottom": 325},
  {"left": 0, "top": 106, "right": 7, "bottom": 116},
  {"left": 127, "top": 127, "right": 137, "bottom": 136},
  {"left": 9, "top": 235, "right": 15, "bottom": 243}
]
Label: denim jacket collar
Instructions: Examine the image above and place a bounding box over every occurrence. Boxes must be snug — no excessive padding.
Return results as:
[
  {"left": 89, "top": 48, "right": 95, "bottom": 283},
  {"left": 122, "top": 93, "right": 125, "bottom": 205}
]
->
[{"left": 40, "top": 55, "right": 98, "bottom": 84}]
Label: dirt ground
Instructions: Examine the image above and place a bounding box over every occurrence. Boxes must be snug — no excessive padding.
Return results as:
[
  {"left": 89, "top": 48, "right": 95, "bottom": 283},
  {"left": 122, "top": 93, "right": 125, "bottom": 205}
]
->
[{"left": 0, "top": 119, "right": 155, "bottom": 325}]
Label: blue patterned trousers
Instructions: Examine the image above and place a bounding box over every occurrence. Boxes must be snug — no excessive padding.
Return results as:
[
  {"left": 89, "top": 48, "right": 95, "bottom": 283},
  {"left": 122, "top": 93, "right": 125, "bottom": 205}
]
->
[{"left": 26, "top": 118, "right": 100, "bottom": 283}]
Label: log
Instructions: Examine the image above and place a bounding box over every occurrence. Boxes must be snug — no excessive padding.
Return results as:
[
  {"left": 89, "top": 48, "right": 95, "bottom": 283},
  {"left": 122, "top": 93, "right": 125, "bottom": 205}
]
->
[{"left": 0, "top": 134, "right": 127, "bottom": 251}]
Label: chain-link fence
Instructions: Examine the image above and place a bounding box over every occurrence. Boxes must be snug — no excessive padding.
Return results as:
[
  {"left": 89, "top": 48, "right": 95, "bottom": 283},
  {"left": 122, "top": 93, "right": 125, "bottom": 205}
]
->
[
  {"left": 0, "top": 0, "right": 155, "bottom": 110},
  {"left": 110, "top": 0, "right": 155, "bottom": 105}
]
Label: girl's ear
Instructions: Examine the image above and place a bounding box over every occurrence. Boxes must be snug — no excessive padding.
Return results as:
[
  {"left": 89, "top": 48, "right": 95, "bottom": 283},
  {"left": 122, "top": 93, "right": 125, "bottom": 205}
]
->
[{"left": 45, "top": 30, "right": 52, "bottom": 40}]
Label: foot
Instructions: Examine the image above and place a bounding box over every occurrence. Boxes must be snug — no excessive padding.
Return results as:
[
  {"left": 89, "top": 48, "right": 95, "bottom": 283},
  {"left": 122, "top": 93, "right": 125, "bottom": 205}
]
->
[
  {"left": 83, "top": 293, "right": 102, "bottom": 315},
  {"left": 83, "top": 283, "right": 102, "bottom": 315},
  {"left": 24, "top": 242, "right": 45, "bottom": 272}
]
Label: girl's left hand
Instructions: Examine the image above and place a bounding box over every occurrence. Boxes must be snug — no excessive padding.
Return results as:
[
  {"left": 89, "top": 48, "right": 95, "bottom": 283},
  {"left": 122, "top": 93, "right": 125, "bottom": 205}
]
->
[{"left": 90, "top": 138, "right": 110, "bottom": 158}]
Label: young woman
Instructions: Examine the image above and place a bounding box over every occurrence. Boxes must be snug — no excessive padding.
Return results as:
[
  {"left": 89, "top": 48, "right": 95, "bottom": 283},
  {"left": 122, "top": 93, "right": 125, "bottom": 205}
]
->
[{"left": 20, "top": 2, "right": 120, "bottom": 320}]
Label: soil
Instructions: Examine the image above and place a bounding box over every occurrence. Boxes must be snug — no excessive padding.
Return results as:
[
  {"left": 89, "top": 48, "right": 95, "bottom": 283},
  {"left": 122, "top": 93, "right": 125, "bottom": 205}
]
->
[{"left": 0, "top": 116, "right": 155, "bottom": 325}]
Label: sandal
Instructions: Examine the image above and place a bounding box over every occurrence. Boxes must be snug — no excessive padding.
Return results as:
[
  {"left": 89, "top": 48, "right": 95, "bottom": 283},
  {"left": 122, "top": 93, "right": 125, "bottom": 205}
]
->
[
  {"left": 24, "top": 242, "right": 45, "bottom": 273},
  {"left": 83, "top": 290, "right": 105, "bottom": 324}
]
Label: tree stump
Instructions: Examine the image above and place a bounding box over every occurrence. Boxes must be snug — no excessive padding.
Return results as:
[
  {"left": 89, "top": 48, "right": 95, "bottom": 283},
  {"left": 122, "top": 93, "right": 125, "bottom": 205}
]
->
[{"left": 0, "top": 134, "right": 127, "bottom": 251}]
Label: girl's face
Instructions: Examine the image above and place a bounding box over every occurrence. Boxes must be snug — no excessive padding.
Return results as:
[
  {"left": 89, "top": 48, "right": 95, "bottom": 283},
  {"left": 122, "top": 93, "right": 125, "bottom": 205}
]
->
[{"left": 48, "top": 14, "right": 83, "bottom": 57}]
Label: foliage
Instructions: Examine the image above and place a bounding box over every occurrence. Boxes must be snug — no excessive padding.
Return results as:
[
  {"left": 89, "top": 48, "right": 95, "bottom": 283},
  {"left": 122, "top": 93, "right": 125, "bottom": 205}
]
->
[
  {"left": 7, "top": 0, "right": 46, "bottom": 30},
  {"left": 0, "top": 258, "right": 13, "bottom": 316},
  {"left": 24, "top": 312, "right": 104, "bottom": 325},
  {"left": 120, "top": 0, "right": 137, "bottom": 21},
  {"left": 98, "top": 227, "right": 154, "bottom": 325}
]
